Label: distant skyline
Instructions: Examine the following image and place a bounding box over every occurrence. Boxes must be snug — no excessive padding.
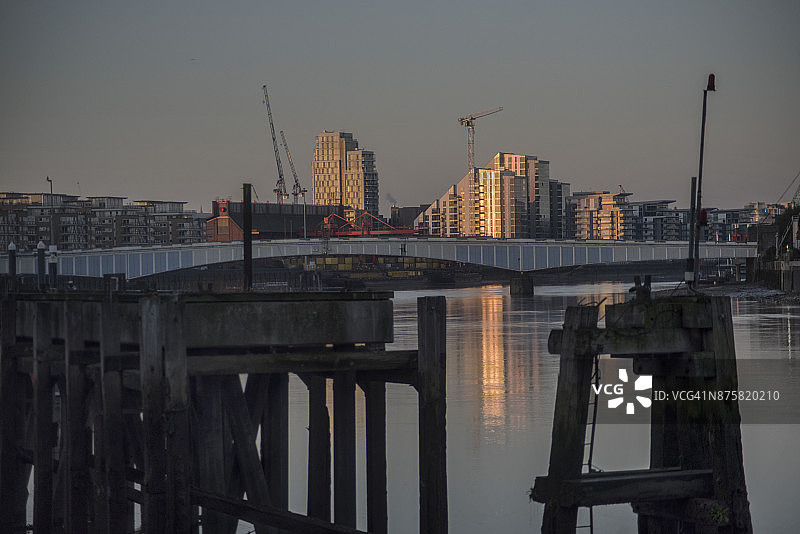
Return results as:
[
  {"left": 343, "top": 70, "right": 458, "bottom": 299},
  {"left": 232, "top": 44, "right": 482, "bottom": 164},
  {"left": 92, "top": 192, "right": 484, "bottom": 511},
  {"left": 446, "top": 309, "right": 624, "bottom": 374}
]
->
[{"left": 1, "top": 1, "right": 798, "bottom": 216}]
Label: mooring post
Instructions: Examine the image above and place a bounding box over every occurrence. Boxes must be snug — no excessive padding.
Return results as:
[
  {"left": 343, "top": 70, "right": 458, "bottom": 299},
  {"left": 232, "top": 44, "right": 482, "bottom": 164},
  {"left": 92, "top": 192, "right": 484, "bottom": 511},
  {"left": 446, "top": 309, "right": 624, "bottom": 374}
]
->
[
  {"left": 140, "top": 296, "right": 168, "bottom": 534},
  {"left": 417, "top": 295, "right": 448, "bottom": 534},
  {"left": 64, "top": 301, "right": 90, "bottom": 534},
  {"left": 163, "top": 296, "right": 192, "bottom": 533},
  {"left": 302, "top": 374, "right": 331, "bottom": 521},
  {"left": 705, "top": 297, "right": 753, "bottom": 532},
  {"left": 33, "top": 301, "right": 55, "bottom": 533},
  {"left": 541, "top": 305, "right": 599, "bottom": 534},
  {"left": 333, "top": 369, "right": 357, "bottom": 528},
  {"left": 362, "top": 379, "right": 388, "bottom": 534},
  {"left": 1, "top": 296, "right": 29, "bottom": 531}
]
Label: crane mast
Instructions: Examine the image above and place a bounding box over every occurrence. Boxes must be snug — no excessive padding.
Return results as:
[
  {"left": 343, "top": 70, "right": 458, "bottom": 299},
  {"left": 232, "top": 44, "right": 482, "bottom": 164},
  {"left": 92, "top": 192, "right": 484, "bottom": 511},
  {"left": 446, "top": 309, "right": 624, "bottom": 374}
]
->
[
  {"left": 458, "top": 106, "right": 503, "bottom": 171},
  {"left": 280, "top": 130, "right": 306, "bottom": 203},
  {"left": 262, "top": 84, "right": 288, "bottom": 203}
]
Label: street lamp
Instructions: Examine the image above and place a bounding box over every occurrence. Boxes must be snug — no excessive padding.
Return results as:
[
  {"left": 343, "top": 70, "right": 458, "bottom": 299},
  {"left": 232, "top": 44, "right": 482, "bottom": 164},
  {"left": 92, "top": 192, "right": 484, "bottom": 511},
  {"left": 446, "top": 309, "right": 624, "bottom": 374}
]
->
[{"left": 692, "top": 74, "right": 716, "bottom": 286}]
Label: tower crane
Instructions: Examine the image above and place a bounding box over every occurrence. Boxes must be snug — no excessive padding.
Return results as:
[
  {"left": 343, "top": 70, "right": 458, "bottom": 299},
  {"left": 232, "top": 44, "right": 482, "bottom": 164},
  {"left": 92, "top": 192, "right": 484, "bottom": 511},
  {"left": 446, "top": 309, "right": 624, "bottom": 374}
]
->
[
  {"left": 280, "top": 130, "right": 307, "bottom": 203},
  {"left": 261, "top": 84, "right": 288, "bottom": 203},
  {"left": 458, "top": 106, "right": 503, "bottom": 171}
]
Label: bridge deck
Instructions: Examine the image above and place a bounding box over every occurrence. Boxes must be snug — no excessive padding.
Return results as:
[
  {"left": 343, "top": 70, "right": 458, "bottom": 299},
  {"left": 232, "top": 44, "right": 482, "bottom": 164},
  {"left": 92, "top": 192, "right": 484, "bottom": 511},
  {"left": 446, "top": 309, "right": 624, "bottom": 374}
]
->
[{"left": 1, "top": 238, "right": 756, "bottom": 279}]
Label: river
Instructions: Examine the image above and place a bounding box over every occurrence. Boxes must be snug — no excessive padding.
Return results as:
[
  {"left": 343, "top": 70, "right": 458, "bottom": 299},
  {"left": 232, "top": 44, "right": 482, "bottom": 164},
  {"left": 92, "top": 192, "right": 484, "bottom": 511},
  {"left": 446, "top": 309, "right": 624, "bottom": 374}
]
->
[{"left": 283, "top": 282, "right": 800, "bottom": 532}]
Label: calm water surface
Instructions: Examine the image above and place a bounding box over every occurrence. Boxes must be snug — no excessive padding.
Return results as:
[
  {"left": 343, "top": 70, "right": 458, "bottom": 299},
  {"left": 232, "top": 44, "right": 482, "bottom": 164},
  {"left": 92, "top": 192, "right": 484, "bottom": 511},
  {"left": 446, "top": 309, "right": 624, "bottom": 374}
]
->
[{"left": 285, "top": 282, "right": 800, "bottom": 532}]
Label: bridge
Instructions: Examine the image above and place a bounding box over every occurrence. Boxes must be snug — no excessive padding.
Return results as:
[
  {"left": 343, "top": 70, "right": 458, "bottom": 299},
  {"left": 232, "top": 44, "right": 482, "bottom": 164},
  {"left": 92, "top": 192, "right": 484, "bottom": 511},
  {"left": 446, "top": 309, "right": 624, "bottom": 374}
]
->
[{"left": 2, "top": 237, "right": 756, "bottom": 281}]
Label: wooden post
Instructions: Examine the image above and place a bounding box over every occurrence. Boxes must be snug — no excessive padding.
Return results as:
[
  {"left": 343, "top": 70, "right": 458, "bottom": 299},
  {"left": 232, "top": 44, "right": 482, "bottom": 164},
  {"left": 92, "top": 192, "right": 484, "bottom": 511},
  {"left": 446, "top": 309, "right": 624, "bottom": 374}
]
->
[
  {"left": 101, "top": 298, "right": 128, "bottom": 529},
  {"left": 303, "top": 374, "right": 331, "bottom": 521},
  {"left": 333, "top": 370, "right": 357, "bottom": 528},
  {"left": 140, "top": 296, "right": 167, "bottom": 534},
  {"left": 64, "top": 301, "right": 90, "bottom": 534},
  {"left": 1, "top": 297, "right": 29, "bottom": 531},
  {"left": 264, "top": 373, "right": 289, "bottom": 513},
  {"left": 704, "top": 297, "right": 753, "bottom": 533},
  {"left": 417, "top": 296, "right": 448, "bottom": 534},
  {"left": 163, "top": 296, "right": 192, "bottom": 533},
  {"left": 541, "top": 305, "right": 598, "bottom": 534},
  {"left": 33, "top": 301, "right": 55, "bottom": 533},
  {"left": 193, "top": 376, "right": 229, "bottom": 533},
  {"left": 362, "top": 380, "right": 388, "bottom": 534}
]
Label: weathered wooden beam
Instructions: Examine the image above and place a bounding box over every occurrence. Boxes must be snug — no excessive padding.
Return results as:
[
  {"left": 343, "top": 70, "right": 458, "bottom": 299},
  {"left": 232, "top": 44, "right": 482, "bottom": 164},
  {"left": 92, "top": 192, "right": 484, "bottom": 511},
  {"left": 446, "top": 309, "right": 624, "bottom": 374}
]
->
[
  {"left": 362, "top": 380, "right": 387, "bottom": 534},
  {"left": 632, "top": 352, "right": 716, "bottom": 378},
  {"left": 301, "top": 374, "right": 331, "bottom": 522},
  {"left": 633, "top": 498, "right": 730, "bottom": 526},
  {"left": 533, "top": 468, "right": 713, "bottom": 507},
  {"left": 33, "top": 301, "right": 55, "bottom": 533},
  {"left": 219, "top": 374, "right": 274, "bottom": 533},
  {"left": 64, "top": 301, "right": 90, "bottom": 534},
  {"left": 163, "top": 296, "right": 192, "bottom": 533},
  {"left": 13, "top": 293, "right": 394, "bottom": 350},
  {"left": 333, "top": 370, "right": 357, "bottom": 528},
  {"left": 184, "top": 299, "right": 393, "bottom": 348},
  {"left": 548, "top": 327, "right": 695, "bottom": 356},
  {"left": 190, "top": 486, "right": 368, "bottom": 534},
  {"left": 1, "top": 297, "right": 30, "bottom": 531},
  {"left": 417, "top": 296, "right": 448, "bottom": 534},
  {"left": 541, "top": 305, "right": 598, "bottom": 534},
  {"left": 187, "top": 349, "right": 417, "bottom": 376},
  {"left": 140, "top": 296, "right": 167, "bottom": 534}
]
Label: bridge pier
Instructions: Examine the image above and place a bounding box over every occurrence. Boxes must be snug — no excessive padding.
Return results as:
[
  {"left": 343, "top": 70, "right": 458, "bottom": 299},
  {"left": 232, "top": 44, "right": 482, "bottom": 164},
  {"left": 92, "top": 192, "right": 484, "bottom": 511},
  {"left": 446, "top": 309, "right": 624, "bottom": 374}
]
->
[{"left": 510, "top": 272, "right": 535, "bottom": 297}]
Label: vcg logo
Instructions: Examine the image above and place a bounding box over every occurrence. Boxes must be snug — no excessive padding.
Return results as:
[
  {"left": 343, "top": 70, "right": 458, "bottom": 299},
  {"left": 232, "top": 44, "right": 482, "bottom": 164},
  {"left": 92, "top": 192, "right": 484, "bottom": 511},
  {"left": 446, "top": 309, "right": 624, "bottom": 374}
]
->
[{"left": 592, "top": 368, "right": 653, "bottom": 415}]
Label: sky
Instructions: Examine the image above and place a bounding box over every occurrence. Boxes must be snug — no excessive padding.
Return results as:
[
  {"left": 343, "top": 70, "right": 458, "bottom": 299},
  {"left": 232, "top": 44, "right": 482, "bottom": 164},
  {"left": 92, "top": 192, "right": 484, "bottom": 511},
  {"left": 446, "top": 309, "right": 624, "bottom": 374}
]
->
[{"left": 1, "top": 1, "right": 798, "bottom": 216}]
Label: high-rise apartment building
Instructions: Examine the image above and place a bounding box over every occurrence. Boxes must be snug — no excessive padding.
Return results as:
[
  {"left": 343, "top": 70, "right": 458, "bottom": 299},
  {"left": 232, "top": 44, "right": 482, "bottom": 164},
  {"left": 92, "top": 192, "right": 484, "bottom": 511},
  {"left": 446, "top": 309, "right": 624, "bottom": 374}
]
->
[
  {"left": 312, "top": 131, "right": 379, "bottom": 216},
  {"left": 568, "top": 191, "right": 634, "bottom": 240},
  {"left": 416, "top": 152, "right": 530, "bottom": 238}
]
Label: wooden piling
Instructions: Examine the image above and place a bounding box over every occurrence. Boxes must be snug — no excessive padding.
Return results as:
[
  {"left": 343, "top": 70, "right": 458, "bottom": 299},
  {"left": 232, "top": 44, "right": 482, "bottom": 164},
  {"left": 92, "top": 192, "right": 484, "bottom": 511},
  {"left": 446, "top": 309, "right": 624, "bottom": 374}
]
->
[
  {"left": 64, "top": 301, "right": 90, "bottom": 534},
  {"left": 140, "top": 296, "right": 168, "bottom": 534},
  {"left": 541, "top": 306, "right": 599, "bottom": 534},
  {"left": 163, "top": 296, "right": 192, "bottom": 533},
  {"left": 101, "top": 298, "right": 128, "bottom": 529},
  {"left": 333, "top": 370, "right": 357, "bottom": 528},
  {"left": 363, "top": 379, "right": 388, "bottom": 534},
  {"left": 417, "top": 296, "right": 448, "bottom": 534},
  {"left": 303, "top": 374, "right": 332, "bottom": 521},
  {"left": 265, "top": 373, "right": 289, "bottom": 513},
  {"left": 1, "top": 297, "right": 29, "bottom": 531},
  {"left": 33, "top": 301, "right": 55, "bottom": 533},
  {"left": 193, "top": 376, "right": 229, "bottom": 532}
]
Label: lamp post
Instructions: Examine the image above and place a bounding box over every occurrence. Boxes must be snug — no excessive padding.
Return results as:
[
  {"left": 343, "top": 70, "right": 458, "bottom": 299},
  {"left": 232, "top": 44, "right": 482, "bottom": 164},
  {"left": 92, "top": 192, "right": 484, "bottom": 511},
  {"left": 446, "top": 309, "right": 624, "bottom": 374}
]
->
[{"left": 692, "top": 74, "right": 716, "bottom": 287}]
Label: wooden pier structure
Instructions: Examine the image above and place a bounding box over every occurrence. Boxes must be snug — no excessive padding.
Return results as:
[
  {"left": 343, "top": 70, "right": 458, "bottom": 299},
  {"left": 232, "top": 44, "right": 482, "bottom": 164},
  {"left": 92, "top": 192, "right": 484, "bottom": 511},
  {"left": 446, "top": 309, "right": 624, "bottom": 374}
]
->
[
  {"left": 532, "top": 279, "right": 753, "bottom": 533},
  {"left": 0, "top": 287, "right": 448, "bottom": 533}
]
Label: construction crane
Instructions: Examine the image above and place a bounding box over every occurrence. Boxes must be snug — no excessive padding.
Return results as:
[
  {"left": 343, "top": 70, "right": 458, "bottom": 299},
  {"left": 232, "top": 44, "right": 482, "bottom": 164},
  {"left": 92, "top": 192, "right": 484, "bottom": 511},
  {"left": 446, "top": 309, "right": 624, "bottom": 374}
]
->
[
  {"left": 280, "top": 130, "right": 307, "bottom": 203},
  {"left": 262, "top": 84, "right": 288, "bottom": 203},
  {"left": 458, "top": 106, "right": 503, "bottom": 171}
]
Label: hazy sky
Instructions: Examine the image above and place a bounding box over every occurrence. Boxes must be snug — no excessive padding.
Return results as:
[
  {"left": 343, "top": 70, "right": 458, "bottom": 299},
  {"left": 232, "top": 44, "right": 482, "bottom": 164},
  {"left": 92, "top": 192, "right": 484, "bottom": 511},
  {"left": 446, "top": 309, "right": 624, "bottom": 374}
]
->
[{"left": 2, "top": 1, "right": 798, "bottom": 216}]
